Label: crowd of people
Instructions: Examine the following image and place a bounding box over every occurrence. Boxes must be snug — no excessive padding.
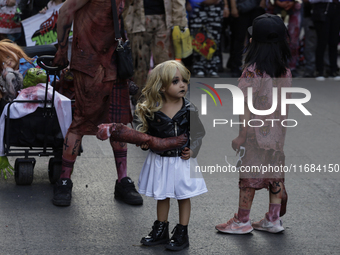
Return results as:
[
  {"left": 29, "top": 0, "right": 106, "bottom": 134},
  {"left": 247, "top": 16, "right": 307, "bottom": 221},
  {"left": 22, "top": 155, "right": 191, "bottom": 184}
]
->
[{"left": 0, "top": 0, "right": 339, "bottom": 80}]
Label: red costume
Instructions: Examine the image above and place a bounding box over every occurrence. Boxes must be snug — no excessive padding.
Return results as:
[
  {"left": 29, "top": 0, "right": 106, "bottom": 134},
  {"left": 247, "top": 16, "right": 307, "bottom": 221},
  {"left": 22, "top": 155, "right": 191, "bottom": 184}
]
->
[{"left": 69, "top": 0, "right": 131, "bottom": 135}]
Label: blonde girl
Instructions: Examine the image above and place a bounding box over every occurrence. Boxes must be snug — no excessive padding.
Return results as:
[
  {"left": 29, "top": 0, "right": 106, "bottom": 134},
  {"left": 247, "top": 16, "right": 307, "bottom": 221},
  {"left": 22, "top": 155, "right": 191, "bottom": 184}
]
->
[{"left": 135, "top": 60, "right": 207, "bottom": 251}]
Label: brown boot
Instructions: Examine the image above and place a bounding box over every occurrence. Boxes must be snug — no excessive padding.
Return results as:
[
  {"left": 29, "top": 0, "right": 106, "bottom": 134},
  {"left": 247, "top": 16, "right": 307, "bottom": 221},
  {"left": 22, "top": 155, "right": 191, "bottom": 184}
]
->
[{"left": 97, "top": 123, "right": 187, "bottom": 153}]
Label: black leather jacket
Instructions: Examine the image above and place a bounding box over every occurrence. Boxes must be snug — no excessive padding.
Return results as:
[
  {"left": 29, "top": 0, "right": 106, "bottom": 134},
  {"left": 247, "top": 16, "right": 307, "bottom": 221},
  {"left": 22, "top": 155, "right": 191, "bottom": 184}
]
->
[{"left": 146, "top": 98, "right": 205, "bottom": 157}]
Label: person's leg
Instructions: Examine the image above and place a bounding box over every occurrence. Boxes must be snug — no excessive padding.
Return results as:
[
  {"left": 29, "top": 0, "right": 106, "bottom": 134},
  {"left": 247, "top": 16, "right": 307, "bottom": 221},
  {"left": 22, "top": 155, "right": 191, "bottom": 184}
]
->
[
  {"left": 166, "top": 198, "right": 190, "bottom": 251},
  {"left": 110, "top": 136, "right": 143, "bottom": 206},
  {"left": 229, "top": 13, "right": 248, "bottom": 77},
  {"left": 52, "top": 131, "right": 82, "bottom": 206},
  {"left": 157, "top": 198, "right": 170, "bottom": 222},
  {"left": 204, "top": 2, "right": 223, "bottom": 76},
  {"left": 268, "top": 181, "right": 283, "bottom": 221},
  {"left": 178, "top": 198, "right": 191, "bottom": 226},
  {"left": 287, "top": 4, "right": 302, "bottom": 75},
  {"left": 327, "top": 4, "right": 340, "bottom": 76},
  {"left": 60, "top": 131, "right": 83, "bottom": 178},
  {"left": 190, "top": 4, "right": 208, "bottom": 76},
  {"left": 252, "top": 181, "right": 285, "bottom": 233},
  {"left": 303, "top": 17, "right": 317, "bottom": 76},
  {"left": 52, "top": 67, "right": 112, "bottom": 206},
  {"left": 215, "top": 185, "right": 254, "bottom": 234},
  {"left": 111, "top": 141, "right": 127, "bottom": 182},
  {"left": 238, "top": 187, "right": 255, "bottom": 222},
  {"left": 129, "top": 31, "right": 152, "bottom": 104},
  {"left": 151, "top": 14, "right": 172, "bottom": 66},
  {"left": 141, "top": 198, "right": 170, "bottom": 246},
  {"left": 313, "top": 6, "right": 330, "bottom": 77}
]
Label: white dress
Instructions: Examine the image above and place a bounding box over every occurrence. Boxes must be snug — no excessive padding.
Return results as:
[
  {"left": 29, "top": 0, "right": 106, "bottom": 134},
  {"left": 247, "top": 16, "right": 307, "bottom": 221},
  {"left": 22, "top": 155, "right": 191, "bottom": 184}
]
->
[{"left": 138, "top": 151, "right": 208, "bottom": 200}]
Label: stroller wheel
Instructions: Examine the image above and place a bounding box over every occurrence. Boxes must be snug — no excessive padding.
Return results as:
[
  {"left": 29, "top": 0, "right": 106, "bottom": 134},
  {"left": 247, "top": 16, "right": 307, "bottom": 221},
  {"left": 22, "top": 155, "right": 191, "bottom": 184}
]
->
[
  {"left": 48, "top": 157, "right": 62, "bottom": 184},
  {"left": 15, "top": 158, "right": 35, "bottom": 185}
]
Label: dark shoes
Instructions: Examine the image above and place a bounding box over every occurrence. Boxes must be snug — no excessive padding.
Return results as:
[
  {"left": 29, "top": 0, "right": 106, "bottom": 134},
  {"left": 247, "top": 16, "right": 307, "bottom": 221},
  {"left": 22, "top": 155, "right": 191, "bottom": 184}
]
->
[
  {"left": 52, "top": 178, "right": 73, "bottom": 206},
  {"left": 165, "top": 224, "right": 189, "bottom": 251},
  {"left": 231, "top": 69, "right": 242, "bottom": 78},
  {"left": 141, "top": 220, "right": 170, "bottom": 246},
  {"left": 141, "top": 221, "right": 189, "bottom": 251},
  {"left": 114, "top": 177, "right": 143, "bottom": 205}
]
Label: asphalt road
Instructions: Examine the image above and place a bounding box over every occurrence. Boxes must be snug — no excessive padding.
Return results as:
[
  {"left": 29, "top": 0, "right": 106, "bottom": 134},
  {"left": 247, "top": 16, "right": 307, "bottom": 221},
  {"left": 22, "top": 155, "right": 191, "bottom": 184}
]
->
[{"left": 0, "top": 77, "right": 339, "bottom": 255}]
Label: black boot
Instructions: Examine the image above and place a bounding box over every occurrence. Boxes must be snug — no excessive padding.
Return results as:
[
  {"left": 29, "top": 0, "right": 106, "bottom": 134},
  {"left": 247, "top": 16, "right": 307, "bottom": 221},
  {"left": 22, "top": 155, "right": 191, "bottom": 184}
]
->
[
  {"left": 140, "top": 220, "right": 169, "bottom": 246},
  {"left": 166, "top": 224, "right": 189, "bottom": 251}
]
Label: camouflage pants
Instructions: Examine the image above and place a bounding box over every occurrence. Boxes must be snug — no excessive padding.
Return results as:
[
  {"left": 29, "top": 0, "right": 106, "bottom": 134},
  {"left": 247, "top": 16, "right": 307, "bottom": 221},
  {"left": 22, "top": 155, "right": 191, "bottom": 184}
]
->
[
  {"left": 128, "top": 14, "right": 173, "bottom": 103},
  {"left": 189, "top": 3, "right": 223, "bottom": 75}
]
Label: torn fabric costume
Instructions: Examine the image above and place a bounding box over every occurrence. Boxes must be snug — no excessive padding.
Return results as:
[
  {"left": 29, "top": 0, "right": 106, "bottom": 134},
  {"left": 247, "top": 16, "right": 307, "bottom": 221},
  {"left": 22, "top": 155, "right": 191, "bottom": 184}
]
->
[{"left": 69, "top": 0, "right": 131, "bottom": 135}]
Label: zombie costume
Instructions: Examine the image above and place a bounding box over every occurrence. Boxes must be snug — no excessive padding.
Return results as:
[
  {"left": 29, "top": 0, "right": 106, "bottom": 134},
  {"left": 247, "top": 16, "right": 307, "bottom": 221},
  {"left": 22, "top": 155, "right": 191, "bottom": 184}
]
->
[
  {"left": 122, "top": 0, "right": 187, "bottom": 101},
  {"left": 237, "top": 64, "right": 292, "bottom": 190},
  {"left": 52, "top": 0, "right": 141, "bottom": 207},
  {"left": 138, "top": 98, "right": 207, "bottom": 200},
  {"left": 70, "top": 0, "right": 131, "bottom": 135}
]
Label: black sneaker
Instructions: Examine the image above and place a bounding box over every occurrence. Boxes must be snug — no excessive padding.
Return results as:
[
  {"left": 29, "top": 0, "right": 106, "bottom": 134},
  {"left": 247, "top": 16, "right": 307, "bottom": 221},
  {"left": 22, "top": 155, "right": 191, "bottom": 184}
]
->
[
  {"left": 114, "top": 177, "right": 143, "bottom": 205},
  {"left": 52, "top": 178, "right": 73, "bottom": 206}
]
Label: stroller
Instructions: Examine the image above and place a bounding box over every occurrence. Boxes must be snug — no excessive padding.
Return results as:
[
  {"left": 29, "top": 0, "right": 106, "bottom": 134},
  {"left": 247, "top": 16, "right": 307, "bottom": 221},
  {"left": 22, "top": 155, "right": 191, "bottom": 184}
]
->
[{"left": 2, "top": 48, "right": 74, "bottom": 185}]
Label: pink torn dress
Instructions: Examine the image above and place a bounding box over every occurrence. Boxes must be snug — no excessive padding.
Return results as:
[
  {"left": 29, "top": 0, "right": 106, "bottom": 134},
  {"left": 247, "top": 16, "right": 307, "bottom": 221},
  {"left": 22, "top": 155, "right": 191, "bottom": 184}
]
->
[{"left": 237, "top": 64, "right": 292, "bottom": 190}]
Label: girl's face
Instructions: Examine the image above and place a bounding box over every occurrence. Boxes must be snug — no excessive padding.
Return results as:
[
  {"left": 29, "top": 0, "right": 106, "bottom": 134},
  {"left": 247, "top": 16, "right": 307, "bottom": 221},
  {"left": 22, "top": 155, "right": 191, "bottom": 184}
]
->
[
  {"left": 163, "top": 69, "right": 188, "bottom": 100},
  {"left": 3, "top": 50, "right": 19, "bottom": 70}
]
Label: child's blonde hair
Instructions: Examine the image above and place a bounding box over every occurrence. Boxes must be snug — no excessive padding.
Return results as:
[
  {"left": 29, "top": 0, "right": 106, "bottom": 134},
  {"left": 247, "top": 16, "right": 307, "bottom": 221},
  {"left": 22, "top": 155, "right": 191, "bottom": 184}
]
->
[
  {"left": 135, "top": 60, "right": 190, "bottom": 133},
  {"left": 0, "top": 39, "right": 33, "bottom": 72}
]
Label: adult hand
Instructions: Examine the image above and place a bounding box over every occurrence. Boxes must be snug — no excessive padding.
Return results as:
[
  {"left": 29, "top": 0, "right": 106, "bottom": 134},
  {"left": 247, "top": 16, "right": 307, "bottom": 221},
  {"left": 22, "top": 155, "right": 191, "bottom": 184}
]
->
[
  {"left": 285, "top": 1, "right": 295, "bottom": 10},
  {"left": 53, "top": 49, "right": 69, "bottom": 68},
  {"left": 231, "top": 136, "right": 246, "bottom": 152},
  {"left": 139, "top": 143, "right": 149, "bottom": 151},
  {"left": 231, "top": 6, "right": 239, "bottom": 18},
  {"left": 275, "top": 0, "right": 288, "bottom": 8},
  {"left": 39, "top": 7, "right": 48, "bottom": 14},
  {"left": 260, "top": 0, "right": 266, "bottom": 9},
  {"left": 186, "top": 1, "right": 192, "bottom": 12},
  {"left": 223, "top": 8, "right": 230, "bottom": 18},
  {"left": 0, "top": 156, "right": 14, "bottom": 180},
  {"left": 181, "top": 147, "right": 192, "bottom": 160}
]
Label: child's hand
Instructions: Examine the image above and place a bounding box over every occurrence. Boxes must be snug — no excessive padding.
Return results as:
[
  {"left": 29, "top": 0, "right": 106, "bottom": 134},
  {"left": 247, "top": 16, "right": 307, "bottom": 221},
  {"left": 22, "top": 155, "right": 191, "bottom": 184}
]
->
[
  {"left": 181, "top": 147, "right": 192, "bottom": 160},
  {"left": 0, "top": 156, "right": 14, "bottom": 180},
  {"left": 232, "top": 136, "right": 246, "bottom": 153},
  {"left": 39, "top": 7, "right": 48, "bottom": 14},
  {"left": 138, "top": 143, "right": 149, "bottom": 151}
]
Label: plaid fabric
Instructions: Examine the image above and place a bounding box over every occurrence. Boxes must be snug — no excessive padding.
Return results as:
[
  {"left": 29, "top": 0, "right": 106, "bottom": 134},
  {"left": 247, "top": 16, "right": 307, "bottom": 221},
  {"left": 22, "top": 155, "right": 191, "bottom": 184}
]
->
[
  {"left": 109, "top": 78, "right": 132, "bottom": 124},
  {"left": 69, "top": 66, "right": 131, "bottom": 136}
]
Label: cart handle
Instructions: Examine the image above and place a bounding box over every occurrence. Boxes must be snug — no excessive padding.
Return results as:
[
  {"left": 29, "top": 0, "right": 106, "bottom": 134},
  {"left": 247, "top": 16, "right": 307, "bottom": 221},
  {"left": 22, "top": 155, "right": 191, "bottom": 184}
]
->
[{"left": 37, "top": 56, "right": 68, "bottom": 72}]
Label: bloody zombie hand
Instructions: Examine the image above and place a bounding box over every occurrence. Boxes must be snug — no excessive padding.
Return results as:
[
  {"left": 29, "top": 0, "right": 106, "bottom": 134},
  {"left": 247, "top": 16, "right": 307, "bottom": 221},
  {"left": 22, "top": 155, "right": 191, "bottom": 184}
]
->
[
  {"left": 53, "top": 49, "right": 69, "bottom": 68},
  {"left": 97, "top": 123, "right": 188, "bottom": 153}
]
